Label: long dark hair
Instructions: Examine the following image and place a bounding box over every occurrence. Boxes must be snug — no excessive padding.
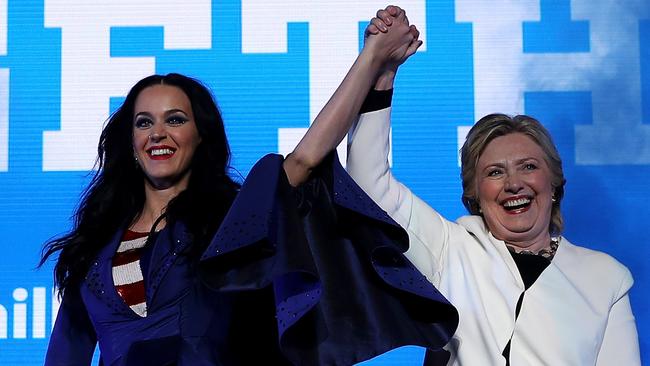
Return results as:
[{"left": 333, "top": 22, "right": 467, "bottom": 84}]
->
[{"left": 40, "top": 73, "right": 240, "bottom": 296}]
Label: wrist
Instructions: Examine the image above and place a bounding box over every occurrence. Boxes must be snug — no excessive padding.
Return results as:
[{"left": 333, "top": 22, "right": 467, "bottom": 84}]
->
[
  {"left": 360, "top": 41, "right": 389, "bottom": 74},
  {"left": 374, "top": 69, "right": 396, "bottom": 90}
]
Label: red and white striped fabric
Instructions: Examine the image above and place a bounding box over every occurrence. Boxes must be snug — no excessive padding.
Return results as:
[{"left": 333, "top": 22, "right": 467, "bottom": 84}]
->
[{"left": 112, "top": 230, "right": 149, "bottom": 317}]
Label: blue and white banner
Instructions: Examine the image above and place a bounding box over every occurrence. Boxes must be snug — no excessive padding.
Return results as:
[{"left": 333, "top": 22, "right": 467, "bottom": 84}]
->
[{"left": 0, "top": 0, "right": 648, "bottom": 364}]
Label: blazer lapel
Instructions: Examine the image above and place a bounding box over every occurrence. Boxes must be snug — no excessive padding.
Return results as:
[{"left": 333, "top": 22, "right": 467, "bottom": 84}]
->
[
  {"left": 85, "top": 227, "right": 137, "bottom": 315},
  {"left": 145, "top": 221, "right": 192, "bottom": 304}
]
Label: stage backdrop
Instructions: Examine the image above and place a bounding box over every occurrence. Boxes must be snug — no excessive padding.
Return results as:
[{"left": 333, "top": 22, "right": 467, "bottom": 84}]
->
[{"left": 0, "top": 0, "right": 648, "bottom": 364}]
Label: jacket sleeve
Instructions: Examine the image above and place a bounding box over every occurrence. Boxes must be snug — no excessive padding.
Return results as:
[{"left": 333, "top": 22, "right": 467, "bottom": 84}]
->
[
  {"left": 595, "top": 270, "right": 641, "bottom": 366},
  {"left": 347, "top": 107, "right": 413, "bottom": 230},
  {"left": 199, "top": 153, "right": 458, "bottom": 366},
  {"left": 44, "top": 287, "right": 97, "bottom": 366},
  {"left": 347, "top": 105, "right": 452, "bottom": 282}
]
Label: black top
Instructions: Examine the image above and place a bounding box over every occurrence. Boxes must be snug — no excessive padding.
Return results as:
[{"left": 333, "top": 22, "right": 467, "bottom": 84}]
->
[{"left": 502, "top": 251, "right": 552, "bottom": 364}]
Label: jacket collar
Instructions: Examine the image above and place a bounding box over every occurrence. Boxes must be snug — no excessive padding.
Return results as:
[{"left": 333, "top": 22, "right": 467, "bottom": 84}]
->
[{"left": 84, "top": 220, "right": 192, "bottom": 315}]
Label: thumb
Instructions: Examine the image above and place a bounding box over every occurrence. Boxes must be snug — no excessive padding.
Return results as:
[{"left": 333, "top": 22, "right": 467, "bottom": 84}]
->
[{"left": 404, "top": 40, "right": 423, "bottom": 59}]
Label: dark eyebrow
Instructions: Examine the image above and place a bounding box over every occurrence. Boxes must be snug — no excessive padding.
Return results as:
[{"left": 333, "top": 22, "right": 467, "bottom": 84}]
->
[
  {"left": 134, "top": 112, "right": 152, "bottom": 119},
  {"left": 166, "top": 109, "right": 188, "bottom": 116},
  {"left": 133, "top": 109, "right": 188, "bottom": 120}
]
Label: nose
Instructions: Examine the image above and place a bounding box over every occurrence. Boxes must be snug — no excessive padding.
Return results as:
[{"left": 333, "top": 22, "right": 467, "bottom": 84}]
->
[
  {"left": 149, "top": 124, "right": 167, "bottom": 142},
  {"left": 504, "top": 173, "right": 523, "bottom": 193}
]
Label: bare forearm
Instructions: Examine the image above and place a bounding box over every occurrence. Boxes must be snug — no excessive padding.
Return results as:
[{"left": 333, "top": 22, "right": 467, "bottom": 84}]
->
[
  {"left": 283, "top": 6, "right": 418, "bottom": 186},
  {"left": 283, "top": 48, "right": 384, "bottom": 186}
]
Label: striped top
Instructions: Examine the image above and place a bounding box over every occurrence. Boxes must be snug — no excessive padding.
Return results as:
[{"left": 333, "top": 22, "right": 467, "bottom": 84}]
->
[{"left": 112, "top": 230, "right": 149, "bottom": 317}]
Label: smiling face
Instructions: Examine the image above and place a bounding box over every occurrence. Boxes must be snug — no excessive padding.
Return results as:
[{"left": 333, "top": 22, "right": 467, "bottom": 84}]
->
[
  {"left": 132, "top": 84, "right": 201, "bottom": 190},
  {"left": 475, "top": 132, "right": 554, "bottom": 249}
]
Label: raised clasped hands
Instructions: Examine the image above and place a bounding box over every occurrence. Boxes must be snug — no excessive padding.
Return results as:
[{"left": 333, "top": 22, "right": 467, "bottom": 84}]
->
[{"left": 364, "top": 5, "right": 422, "bottom": 74}]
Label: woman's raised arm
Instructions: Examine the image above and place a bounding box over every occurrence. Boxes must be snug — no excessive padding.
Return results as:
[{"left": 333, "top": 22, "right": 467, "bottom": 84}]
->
[{"left": 283, "top": 6, "right": 421, "bottom": 186}]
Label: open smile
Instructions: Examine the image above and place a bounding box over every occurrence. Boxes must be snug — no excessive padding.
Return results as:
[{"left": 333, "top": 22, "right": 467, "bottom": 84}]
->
[
  {"left": 146, "top": 145, "right": 176, "bottom": 160},
  {"left": 501, "top": 196, "right": 532, "bottom": 214}
]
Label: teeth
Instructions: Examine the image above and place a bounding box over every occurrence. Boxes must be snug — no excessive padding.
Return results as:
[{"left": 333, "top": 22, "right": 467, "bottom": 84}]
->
[
  {"left": 150, "top": 148, "right": 174, "bottom": 156},
  {"left": 504, "top": 198, "right": 530, "bottom": 208}
]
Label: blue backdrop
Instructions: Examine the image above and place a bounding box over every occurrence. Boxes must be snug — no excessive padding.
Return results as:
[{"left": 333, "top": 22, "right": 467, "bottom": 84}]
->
[{"left": 0, "top": 0, "right": 648, "bottom": 364}]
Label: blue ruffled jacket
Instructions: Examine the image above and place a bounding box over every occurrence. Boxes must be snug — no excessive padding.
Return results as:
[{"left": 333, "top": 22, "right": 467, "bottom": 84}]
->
[{"left": 45, "top": 154, "right": 458, "bottom": 366}]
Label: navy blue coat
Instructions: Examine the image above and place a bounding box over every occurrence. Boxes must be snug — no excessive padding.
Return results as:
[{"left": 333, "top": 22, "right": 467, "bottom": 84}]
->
[{"left": 45, "top": 154, "right": 457, "bottom": 365}]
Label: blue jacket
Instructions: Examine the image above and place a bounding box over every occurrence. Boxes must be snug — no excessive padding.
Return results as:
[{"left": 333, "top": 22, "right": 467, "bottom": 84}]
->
[{"left": 45, "top": 154, "right": 457, "bottom": 365}]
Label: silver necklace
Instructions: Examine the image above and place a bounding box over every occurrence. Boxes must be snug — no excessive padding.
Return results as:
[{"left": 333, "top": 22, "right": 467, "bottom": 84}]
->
[{"left": 509, "top": 237, "right": 560, "bottom": 260}]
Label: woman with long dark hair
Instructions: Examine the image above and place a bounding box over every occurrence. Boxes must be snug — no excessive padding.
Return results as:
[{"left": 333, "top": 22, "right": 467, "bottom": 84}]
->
[
  {"left": 42, "top": 73, "right": 239, "bottom": 308},
  {"left": 42, "top": 73, "right": 269, "bottom": 365},
  {"left": 41, "top": 10, "right": 458, "bottom": 366}
]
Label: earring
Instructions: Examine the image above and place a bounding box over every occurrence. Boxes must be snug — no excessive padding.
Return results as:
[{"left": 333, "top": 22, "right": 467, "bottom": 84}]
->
[{"left": 551, "top": 196, "right": 557, "bottom": 203}]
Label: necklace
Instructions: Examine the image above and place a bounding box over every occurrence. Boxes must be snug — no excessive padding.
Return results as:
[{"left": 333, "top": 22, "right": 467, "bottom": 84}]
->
[{"left": 508, "top": 236, "right": 560, "bottom": 260}]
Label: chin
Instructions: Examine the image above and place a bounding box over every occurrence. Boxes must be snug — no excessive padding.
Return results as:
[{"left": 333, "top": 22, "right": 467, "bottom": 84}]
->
[{"left": 489, "top": 219, "right": 539, "bottom": 240}]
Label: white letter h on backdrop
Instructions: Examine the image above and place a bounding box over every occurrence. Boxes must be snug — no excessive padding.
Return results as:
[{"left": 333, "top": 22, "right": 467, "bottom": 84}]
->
[{"left": 456, "top": 0, "right": 650, "bottom": 165}]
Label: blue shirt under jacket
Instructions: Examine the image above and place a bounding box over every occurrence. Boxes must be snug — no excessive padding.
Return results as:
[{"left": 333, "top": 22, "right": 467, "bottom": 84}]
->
[{"left": 45, "top": 153, "right": 458, "bottom": 366}]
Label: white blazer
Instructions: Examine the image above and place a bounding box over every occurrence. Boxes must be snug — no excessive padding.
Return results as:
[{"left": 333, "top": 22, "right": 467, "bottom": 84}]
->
[{"left": 346, "top": 107, "right": 640, "bottom": 365}]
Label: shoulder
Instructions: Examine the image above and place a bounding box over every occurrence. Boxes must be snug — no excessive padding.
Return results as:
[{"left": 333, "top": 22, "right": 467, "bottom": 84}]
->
[
  {"left": 558, "top": 238, "right": 631, "bottom": 278},
  {"left": 455, "top": 214, "right": 491, "bottom": 242},
  {"left": 252, "top": 153, "right": 284, "bottom": 172},
  {"left": 555, "top": 237, "right": 633, "bottom": 299},
  {"left": 236, "top": 153, "right": 285, "bottom": 198},
  {"left": 456, "top": 215, "right": 487, "bottom": 232}
]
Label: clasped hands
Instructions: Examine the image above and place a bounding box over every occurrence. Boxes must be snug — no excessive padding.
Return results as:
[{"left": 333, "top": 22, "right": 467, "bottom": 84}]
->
[{"left": 364, "top": 5, "right": 422, "bottom": 74}]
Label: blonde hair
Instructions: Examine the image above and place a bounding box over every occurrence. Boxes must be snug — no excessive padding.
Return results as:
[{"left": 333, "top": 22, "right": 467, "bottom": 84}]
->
[{"left": 460, "top": 114, "right": 566, "bottom": 235}]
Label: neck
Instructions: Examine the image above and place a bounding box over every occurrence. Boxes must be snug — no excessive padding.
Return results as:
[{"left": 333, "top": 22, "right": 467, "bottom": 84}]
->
[
  {"left": 132, "top": 180, "right": 187, "bottom": 232},
  {"left": 503, "top": 232, "right": 552, "bottom": 254}
]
